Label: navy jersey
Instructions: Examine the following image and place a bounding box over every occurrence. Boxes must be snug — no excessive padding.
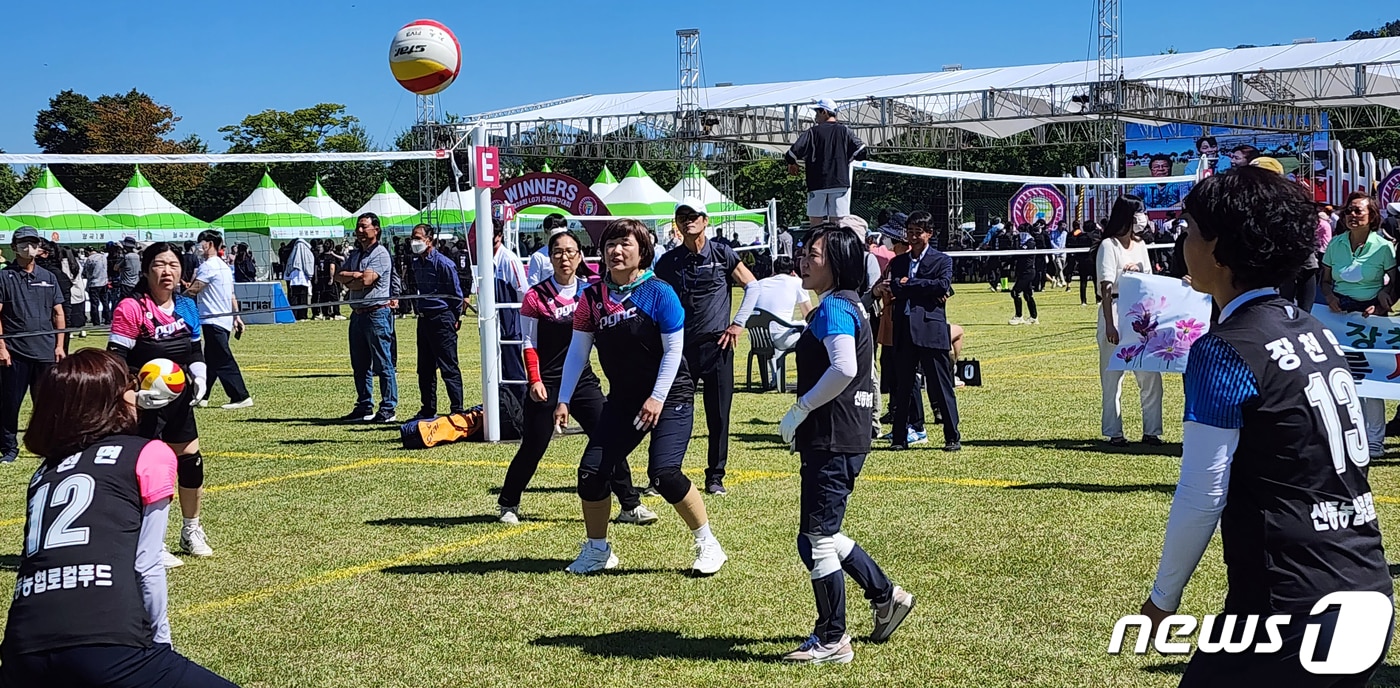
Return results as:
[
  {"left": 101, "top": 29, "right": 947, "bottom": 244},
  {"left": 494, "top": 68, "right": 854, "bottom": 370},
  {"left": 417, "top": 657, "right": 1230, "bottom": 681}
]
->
[
  {"left": 574, "top": 277, "right": 693, "bottom": 405},
  {"left": 654, "top": 241, "right": 741, "bottom": 341},
  {"left": 3, "top": 436, "right": 173, "bottom": 655},
  {"left": 794, "top": 291, "right": 874, "bottom": 454},
  {"left": 1184, "top": 294, "right": 1390, "bottom": 614}
]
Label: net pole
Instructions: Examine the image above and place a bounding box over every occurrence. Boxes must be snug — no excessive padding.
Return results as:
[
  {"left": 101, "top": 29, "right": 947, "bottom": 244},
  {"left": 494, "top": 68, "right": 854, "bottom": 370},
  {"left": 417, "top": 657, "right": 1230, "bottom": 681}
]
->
[
  {"left": 472, "top": 126, "right": 501, "bottom": 443},
  {"left": 767, "top": 198, "right": 779, "bottom": 263}
]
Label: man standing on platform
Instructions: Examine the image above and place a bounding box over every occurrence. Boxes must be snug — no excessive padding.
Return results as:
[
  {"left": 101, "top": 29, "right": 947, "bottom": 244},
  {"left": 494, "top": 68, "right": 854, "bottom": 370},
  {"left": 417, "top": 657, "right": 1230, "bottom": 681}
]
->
[
  {"left": 655, "top": 197, "right": 761, "bottom": 495},
  {"left": 885, "top": 211, "right": 961, "bottom": 452},
  {"left": 786, "top": 98, "right": 868, "bottom": 227},
  {"left": 406, "top": 223, "right": 465, "bottom": 420},
  {"left": 335, "top": 213, "right": 398, "bottom": 423},
  {"left": 187, "top": 230, "right": 252, "bottom": 410},
  {"left": 0, "top": 227, "right": 65, "bottom": 464}
]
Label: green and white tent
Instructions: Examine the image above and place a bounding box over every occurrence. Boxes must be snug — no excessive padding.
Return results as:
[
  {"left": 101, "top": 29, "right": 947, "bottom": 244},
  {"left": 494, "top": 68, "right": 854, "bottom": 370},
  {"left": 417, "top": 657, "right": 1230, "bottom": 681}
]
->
[
  {"left": 101, "top": 166, "right": 212, "bottom": 243},
  {"left": 590, "top": 165, "right": 620, "bottom": 199},
  {"left": 0, "top": 214, "right": 23, "bottom": 244},
  {"left": 602, "top": 163, "right": 680, "bottom": 218},
  {"left": 351, "top": 180, "right": 418, "bottom": 229},
  {"left": 5, "top": 167, "right": 130, "bottom": 243},
  {"left": 298, "top": 177, "right": 352, "bottom": 224},
  {"left": 668, "top": 163, "right": 765, "bottom": 243},
  {"left": 519, "top": 162, "right": 568, "bottom": 221},
  {"left": 402, "top": 186, "right": 475, "bottom": 238},
  {"left": 217, "top": 173, "right": 343, "bottom": 280}
]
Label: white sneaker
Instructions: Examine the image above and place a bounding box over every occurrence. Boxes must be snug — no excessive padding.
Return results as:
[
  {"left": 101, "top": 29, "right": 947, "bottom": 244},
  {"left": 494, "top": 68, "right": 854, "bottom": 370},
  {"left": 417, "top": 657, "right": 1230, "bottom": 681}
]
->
[
  {"left": 1008, "top": 317, "right": 1026, "bottom": 325},
  {"left": 783, "top": 634, "right": 854, "bottom": 663},
  {"left": 180, "top": 524, "right": 214, "bottom": 557},
  {"left": 498, "top": 506, "right": 520, "bottom": 525},
  {"left": 615, "top": 504, "right": 659, "bottom": 525},
  {"left": 691, "top": 538, "right": 727, "bottom": 576},
  {"left": 1027, "top": 317, "right": 1039, "bottom": 325},
  {"left": 565, "top": 541, "right": 618, "bottom": 574},
  {"left": 196, "top": 400, "right": 209, "bottom": 408},
  {"left": 870, "top": 585, "right": 916, "bottom": 642},
  {"left": 160, "top": 545, "right": 184, "bottom": 569},
  {"left": 221, "top": 398, "right": 254, "bottom": 410}
]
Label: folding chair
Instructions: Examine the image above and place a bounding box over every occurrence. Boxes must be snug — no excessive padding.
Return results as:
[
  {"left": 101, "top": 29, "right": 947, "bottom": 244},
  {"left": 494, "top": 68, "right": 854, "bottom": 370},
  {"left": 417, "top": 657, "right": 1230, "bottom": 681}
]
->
[{"left": 744, "top": 309, "right": 801, "bottom": 393}]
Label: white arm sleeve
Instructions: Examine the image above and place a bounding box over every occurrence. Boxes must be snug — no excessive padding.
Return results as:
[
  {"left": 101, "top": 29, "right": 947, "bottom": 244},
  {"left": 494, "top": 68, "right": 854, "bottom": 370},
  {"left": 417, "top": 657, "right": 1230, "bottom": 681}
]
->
[
  {"left": 732, "top": 279, "right": 761, "bottom": 328},
  {"left": 557, "top": 330, "right": 594, "bottom": 405},
  {"left": 865, "top": 254, "right": 882, "bottom": 292},
  {"left": 798, "top": 334, "right": 857, "bottom": 411},
  {"left": 1149, "top": 421, "right": 1238, "bottom": 611},
  {"left": 650, "top": 329, "right": 685, "bottom": 403},
  {"left": 136, "top": 498, "right": 172, "bottom": 645},
  {"left": 520, "top": 314, "right": 539, "bottom": 351}
]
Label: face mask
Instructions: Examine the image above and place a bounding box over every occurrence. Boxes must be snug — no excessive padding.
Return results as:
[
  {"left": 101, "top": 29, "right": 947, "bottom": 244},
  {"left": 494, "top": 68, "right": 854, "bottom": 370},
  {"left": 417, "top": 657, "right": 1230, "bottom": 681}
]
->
[
  {"left": 17, "top": 245, "right": 40, "bottom": 259},
  {"left": 1133, "top": 213, "right": 1150, "bottom": 232},
  {"left": 410, "top": 240, "right": 427, "bottom": 255}
]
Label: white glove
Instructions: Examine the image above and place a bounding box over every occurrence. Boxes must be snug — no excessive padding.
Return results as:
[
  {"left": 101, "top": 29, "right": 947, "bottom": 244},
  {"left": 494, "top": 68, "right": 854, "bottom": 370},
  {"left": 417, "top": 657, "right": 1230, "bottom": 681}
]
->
[
  {"left": 188, "top": 362, "right": 208, "bottom": 407},
  {"left": 135, "top": 389, "right": 175, "bottom": 411},
  {"left": 779, "top": 400, "right": 811, "bottom": 446}
]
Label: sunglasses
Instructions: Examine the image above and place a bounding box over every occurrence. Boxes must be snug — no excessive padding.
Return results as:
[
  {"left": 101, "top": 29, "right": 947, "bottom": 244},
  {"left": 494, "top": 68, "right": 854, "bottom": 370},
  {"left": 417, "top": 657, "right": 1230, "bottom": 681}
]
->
[{"left": 1346, "top": 207, "right": 1369, "bottom": 216}]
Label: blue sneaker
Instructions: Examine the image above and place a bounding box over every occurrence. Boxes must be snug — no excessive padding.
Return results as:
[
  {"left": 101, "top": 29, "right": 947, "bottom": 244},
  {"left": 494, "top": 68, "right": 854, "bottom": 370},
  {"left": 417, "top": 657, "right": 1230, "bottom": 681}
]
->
[{"left": 907, "top": 429, "right": 929, "bottom": 445}]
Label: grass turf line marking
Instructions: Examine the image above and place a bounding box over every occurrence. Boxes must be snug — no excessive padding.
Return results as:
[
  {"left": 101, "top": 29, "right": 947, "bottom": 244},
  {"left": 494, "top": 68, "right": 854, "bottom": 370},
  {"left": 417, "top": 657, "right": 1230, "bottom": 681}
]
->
[{"left": 174, "top": 523, "right": 552, "bottom": 618}]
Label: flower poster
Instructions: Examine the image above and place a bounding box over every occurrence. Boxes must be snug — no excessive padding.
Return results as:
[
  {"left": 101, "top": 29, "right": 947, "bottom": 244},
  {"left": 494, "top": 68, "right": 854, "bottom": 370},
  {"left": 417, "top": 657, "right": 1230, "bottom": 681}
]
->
[{"left": 1108, "top": 273, "right": 1213, "bottom": 374}]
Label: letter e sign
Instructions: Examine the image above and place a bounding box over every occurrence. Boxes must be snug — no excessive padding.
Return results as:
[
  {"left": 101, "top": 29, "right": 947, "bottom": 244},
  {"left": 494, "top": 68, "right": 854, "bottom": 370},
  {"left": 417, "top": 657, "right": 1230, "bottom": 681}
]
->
[{"left": 474, "top": 146, "right": 501, "bottom": 188}]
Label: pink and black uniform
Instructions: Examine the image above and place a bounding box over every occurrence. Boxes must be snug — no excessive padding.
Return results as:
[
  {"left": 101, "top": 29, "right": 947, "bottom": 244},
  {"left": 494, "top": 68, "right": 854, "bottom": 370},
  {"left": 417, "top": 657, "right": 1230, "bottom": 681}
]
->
[
  {"left": 496, "top": 276, "right": 640, "bottom": 511},
  {"left": 560, "top": 275, "right": 695, "bottom": 504},
  {"left": 108, "top": 293, "right": 208, "bottom": 492},
  {"left": 0, "top": 436, "right": 235, "bottom": 687}
]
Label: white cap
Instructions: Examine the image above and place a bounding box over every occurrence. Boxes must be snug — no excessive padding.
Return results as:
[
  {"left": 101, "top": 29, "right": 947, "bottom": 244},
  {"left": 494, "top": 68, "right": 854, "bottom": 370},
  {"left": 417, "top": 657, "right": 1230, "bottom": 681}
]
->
[
  {"left": 548, "top": 226, "right": 570, "bottom": 237},
  {"left": 813, "top": 97, "right": 838, "bottom": 113},
  {"left": 675, "top": 196, "right": 707, "bottom": 216}
]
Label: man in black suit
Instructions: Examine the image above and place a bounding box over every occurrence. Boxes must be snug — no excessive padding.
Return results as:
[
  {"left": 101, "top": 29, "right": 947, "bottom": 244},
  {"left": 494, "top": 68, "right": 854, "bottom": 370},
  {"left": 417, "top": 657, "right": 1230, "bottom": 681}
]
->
[{"left": 884, "top": 211, "right": 961, "bottom": 452}]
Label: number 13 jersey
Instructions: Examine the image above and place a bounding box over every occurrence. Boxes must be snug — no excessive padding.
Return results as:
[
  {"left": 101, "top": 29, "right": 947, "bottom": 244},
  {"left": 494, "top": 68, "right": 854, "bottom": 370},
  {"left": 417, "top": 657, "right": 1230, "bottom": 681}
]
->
[
  {"left": 1184, "top": 294, "right": 1391, "bottom": 614},
  {"left": 3, "top": 435, "right": 176, "bottom": 654}
]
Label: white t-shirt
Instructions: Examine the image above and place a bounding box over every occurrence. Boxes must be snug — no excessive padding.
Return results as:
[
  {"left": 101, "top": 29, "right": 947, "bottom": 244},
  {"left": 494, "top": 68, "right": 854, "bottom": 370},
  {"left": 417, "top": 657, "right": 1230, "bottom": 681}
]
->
[
  {"left": 194, "top": 256, "right": 236, "bottom": 332},
  {"left": 1096, "top": 238, "right": 1153, "bottom": 295},
  {"left": 527, "top": 246, "right": 553, "bottom": 286},
  {"left": 752, "top": 273, "right": 810, "bottom": 326}
]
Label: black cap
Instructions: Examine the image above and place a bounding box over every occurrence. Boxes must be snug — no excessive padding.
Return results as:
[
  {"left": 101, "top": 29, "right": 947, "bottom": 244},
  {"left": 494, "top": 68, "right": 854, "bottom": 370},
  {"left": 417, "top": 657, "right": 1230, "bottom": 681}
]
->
[
  {"left": 11, "top": 226, "right": 40, "bottom": 245},
  {"left": 122, "top": 236, "right": 138, "bottom": 248}
]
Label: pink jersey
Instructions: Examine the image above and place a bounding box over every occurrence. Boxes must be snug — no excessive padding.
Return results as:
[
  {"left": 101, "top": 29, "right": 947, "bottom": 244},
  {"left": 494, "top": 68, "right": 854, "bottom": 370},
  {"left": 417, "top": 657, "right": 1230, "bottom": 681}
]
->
[{"left": 134, "top": 440, "right": 178, "bottom": 506}]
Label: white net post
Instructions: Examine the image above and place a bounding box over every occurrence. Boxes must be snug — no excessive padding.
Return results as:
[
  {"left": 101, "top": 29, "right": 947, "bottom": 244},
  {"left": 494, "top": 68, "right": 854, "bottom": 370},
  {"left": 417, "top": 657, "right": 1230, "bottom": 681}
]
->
[{"left": 471, "top": 126, "right": 501, "bottom": 443}]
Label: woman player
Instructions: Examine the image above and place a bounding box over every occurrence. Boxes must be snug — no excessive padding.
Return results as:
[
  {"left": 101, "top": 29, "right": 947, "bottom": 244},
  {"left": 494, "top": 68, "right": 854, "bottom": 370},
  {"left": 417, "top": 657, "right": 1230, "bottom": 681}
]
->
[
  {"left": 496, "top": 230, "right": 658, "bottom": 527},
  {"left": 555, "top": 219, "right": 726, "bottom": 575},
  {"left": 0, "top": 350, "right": 236, "bottom": 687},
  {"left": 1139, "top": 167, "right": 1392, "bottom": 685},
  {"left": 779, "top": 226, "right": 915, "bottom": 664},
  {"left": 109, "top": 243, "right": 211, "bottom": 567}
]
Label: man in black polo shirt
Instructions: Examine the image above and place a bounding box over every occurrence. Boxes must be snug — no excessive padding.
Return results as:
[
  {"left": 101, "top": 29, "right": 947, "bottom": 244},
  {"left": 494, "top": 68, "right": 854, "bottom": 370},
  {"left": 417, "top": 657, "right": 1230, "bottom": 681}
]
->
[
  {"left": 655, "top": 197, "right": 761, "bottom": 495},
  {"left": 0, "top": 227, "right": 66, "bottom": 463}
]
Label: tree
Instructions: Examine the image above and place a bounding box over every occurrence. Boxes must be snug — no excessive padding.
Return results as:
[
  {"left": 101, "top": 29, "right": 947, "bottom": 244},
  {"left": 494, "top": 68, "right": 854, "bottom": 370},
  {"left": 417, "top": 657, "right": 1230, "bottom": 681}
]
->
[
  {"left": 1347, "top": 19, "right": 1400, "bottom": 40},
  {"left": 187, "top": 104, "right": 383, "bottom": 221},
  {"left": 33, "top": 89, "right": 204, "bottom": 210}
]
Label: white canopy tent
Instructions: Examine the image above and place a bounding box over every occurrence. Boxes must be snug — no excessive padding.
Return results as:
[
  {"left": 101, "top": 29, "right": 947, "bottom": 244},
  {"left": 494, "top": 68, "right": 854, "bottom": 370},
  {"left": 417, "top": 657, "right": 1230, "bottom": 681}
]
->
[
  {"left": 667, "top": 164, "right": 763, "bottom": 244},
  {"left": 299, "top": 178, "right": 352, "bottom": 222}
]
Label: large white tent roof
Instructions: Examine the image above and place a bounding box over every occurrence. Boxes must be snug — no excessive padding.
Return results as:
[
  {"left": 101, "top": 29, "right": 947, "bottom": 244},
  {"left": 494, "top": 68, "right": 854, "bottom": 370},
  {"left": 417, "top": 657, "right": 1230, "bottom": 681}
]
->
[
  {"left": 299, "top": 178, "right": 352, "bottom": 221},
  {"left": 353, "top": 180, "right": 419, "bottom": 223},
  {"left": 471, "top": 38, "right": 1400, "bottom": 142},
  {"left": 603, "top": 163, "right": 677, "bottom": 217}
]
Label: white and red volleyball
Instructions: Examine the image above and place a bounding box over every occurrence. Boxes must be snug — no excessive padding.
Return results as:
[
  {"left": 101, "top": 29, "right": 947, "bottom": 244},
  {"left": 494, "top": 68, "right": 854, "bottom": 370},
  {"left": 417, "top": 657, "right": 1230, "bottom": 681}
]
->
[
  {"left": 138, "top": 358, "right": 186, "bottom": 399},
  {"left": 388, "top": 20, "right": 461, "bottom": 96}
]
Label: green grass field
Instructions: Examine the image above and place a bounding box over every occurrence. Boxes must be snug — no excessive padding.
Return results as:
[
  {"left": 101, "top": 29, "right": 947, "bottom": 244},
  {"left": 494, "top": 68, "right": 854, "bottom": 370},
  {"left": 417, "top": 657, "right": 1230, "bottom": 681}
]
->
[{"left": 7, "top": 285, "right": 1400, "bottom": 687}]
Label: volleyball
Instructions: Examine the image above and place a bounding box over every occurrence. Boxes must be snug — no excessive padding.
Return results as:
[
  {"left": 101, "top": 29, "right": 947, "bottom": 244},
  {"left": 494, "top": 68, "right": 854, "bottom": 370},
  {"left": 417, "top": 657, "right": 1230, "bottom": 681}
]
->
[
  {"left": 138, "top": 358, "right": 186, "bottom": 399},
  {"left": 388, "top": 20, "right": 461, "bottom": 95}
]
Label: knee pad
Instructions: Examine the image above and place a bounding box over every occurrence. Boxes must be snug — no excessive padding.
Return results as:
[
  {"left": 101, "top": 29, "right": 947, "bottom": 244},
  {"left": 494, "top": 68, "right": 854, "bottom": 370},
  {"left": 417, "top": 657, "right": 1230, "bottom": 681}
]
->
[
  {"left": 648, "top": 467, "right": 691, "bottom": 504},
  {"left": 832, "top": 532, "right": 856, "bottom": 559},
  {"left": 576, "top": 466, "right": 609, "bottom": 503},
  {"left": 803, "top": 533, "right": 841, "bottom": 579},
  {"left": 177, "top": 451, "right": 204, "bottom": 490}
]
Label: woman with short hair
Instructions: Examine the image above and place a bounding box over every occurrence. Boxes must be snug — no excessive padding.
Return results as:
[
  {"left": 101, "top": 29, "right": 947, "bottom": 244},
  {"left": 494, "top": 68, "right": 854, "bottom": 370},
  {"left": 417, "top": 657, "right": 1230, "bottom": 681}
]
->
[
  {"left": 1096, "top": 195, "right": 1164, "bottom": 447},
  {"left": 555, "top": 219, "right": 726, "bottom": 575},
  {"left": 496, "top": 230, "right": 656, "bottom": 527},
  {"left": 1140, "top": 166, "right": 1392, "bottom": 686},
  {"left": 778, "top": 226, "right": 914, "bottom": 664},
  {"left": 0, "top": 349, "right": 237, "bottom": 687},
  {"left": 1320, "top": 190, "right": 1398, "bottom": 457},
  {"left": 109, "top": 243, "right": 211, "bottom": 567}
]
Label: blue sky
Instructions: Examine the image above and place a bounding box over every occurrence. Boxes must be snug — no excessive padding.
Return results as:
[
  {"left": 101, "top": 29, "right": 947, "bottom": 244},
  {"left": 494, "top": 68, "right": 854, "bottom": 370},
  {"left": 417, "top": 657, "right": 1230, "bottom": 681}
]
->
[{"left": 0, "top": 1, "right": 1386, "bottom": 154}]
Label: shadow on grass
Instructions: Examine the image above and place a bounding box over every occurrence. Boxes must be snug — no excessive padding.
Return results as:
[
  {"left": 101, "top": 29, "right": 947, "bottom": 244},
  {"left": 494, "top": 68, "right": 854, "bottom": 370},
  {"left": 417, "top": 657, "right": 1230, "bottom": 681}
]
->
[
  {"left": 366, "top": 515, "right": 580, "bottom": 528},
  {"left": 531, "top": 629, "right": 803, "bottom": 662},
  {"left": 242, "top": 417, "right": 341, "bottom": 425},
  {"left": 0, "top": 555, "right": 20, "bottom": 572},
  {"left": 486, "top": 485, "right": 576, "bottom": 496},
  {"left": 384, "top": 558, "right": 670, "bottom": 576},
  {"left": 1006, "top": 482, "right": 1175, "bottom": 496},
  {"left": 727, "top": 432, "right": 788, "bottom": 447},
  {"left": 1141, "top": 662, "right": 1188, "bottom": 675},
  {"left": 961, "top": 438, "right": 1182, "bottom": 457},
  {"left": 276, "top": 373, "right": 349, "bottom": 379},
  {"left": 279, "top": 439, "right": 336, "bottom": 446}
]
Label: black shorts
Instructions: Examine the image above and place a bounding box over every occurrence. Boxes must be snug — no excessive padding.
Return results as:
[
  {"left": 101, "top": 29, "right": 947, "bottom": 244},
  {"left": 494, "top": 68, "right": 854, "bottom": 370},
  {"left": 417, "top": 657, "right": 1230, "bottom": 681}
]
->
[
  {"left": 138, "top": 384, "right": 199, "bottom": 445},
  {"left": 1, "top": 642, "right": 236, "bottom": 687}
]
